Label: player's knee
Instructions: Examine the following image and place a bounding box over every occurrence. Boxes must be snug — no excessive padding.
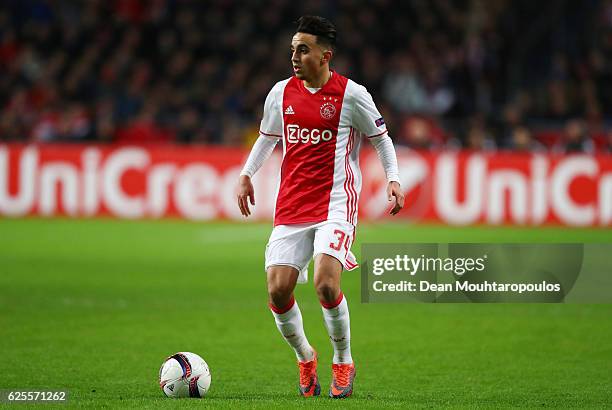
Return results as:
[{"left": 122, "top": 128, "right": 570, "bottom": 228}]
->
[
  {"left": 268, "top": 289, "right": 293, "bottom": 309},
  {"left": 267, "top": 273, "right": 295, "bottom": 307},
  {"left": 268, "top": 281, "right": 292, "bottom": 299},
  {"left": 314, "top": 255, "right": 342, "bottom": 303},
  {"left": 315, "top": 280, "right": 339, "bottom": 304}
]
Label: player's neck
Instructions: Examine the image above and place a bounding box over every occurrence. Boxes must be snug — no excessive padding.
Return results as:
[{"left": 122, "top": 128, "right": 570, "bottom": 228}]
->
[{"left": 303, "top": 68, "right": 331, "bottom": 89}]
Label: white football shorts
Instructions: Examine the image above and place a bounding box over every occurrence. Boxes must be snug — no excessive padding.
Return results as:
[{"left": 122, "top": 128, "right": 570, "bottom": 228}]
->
[{"left": 265, "top": 219, "right": 359, "bottom": 283}]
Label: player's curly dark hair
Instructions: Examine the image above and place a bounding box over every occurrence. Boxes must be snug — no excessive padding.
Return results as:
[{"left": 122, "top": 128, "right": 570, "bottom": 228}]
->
[{"left": 295, "top": 16, "right": 337, "bottom": 51}]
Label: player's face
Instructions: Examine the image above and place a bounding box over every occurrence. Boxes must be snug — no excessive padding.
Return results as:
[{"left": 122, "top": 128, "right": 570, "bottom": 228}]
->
[{"left": 290, "top": 32, "right": 329, "bottom": 82}]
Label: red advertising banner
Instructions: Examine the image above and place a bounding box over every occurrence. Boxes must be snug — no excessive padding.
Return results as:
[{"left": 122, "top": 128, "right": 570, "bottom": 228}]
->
[{"left": 0, "top": 144, "right": 610, "bottom": 226}]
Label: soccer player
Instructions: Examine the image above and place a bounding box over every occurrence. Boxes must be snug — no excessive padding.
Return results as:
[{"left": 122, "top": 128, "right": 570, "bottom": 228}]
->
[{"left": 237, "top": 15, "right": 403, "bottom": 398}]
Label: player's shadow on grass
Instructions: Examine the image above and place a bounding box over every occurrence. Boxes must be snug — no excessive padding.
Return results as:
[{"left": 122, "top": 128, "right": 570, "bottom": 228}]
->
[{"left": 206, "top": 391, "right": 403, "bottom": 402}]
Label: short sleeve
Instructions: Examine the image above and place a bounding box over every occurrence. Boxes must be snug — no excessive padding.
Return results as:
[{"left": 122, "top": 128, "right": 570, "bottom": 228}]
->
[
  {"left": 351, "top": 84, "right": 388, "bottom": 138},
  {"left": 259, "top": 82, "right": 283, "bottom": 138}
]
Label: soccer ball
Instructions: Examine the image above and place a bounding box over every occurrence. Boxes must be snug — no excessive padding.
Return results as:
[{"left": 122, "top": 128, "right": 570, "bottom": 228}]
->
[{"left": 159, "top": 352, "right": 211, "bottom": 398}]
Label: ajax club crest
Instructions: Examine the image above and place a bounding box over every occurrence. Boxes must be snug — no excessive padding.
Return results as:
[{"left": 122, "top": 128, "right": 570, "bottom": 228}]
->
[{"left": 320, "top": 101, "right": 336, "bottom": 119}]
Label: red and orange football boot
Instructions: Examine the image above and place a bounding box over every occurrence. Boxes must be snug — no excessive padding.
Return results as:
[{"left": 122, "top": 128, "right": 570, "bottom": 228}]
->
[
  {"left": 298, "top": 350, "right": 320, "bottom": 397},
  {"left": 329, "top": 363, "right": 356, "bottom": 398}
]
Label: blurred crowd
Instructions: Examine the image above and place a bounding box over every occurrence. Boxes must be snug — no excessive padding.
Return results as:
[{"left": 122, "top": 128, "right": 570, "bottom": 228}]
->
[{"left": 1, "top": 0, "right": 611, "bottom": 153}]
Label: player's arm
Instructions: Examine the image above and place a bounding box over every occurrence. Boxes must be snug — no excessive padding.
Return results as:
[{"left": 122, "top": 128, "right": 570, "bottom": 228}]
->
[
  {"left": 237, "top": 84, "right": 283, "bottom": 217},
  {"left": 238, "top": 135, "right": 279, "bottom": 217},
  {"left": 369, "top": 135, "right": 403, "bottom": 215},
  {"left": 352, "top": 84, "right": 404, "bottom": 215}
]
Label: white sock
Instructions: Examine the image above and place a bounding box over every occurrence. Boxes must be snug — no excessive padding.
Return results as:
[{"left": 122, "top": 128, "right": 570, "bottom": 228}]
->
[
  {"left": 321, "top": 292, "right": 353, "bottom": 364},
  {"left": 270, "top": 297, "right": 314, "bottom": 362}
]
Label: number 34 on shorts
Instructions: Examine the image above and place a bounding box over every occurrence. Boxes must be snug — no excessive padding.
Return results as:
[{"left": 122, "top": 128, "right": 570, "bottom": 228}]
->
[{"left": 264, "top": 220, "right": 359, "bottom": 281}]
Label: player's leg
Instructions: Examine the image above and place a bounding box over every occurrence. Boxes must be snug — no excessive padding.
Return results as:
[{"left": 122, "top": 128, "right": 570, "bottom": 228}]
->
[
  {"left": 265, "top": 225, "right": 319, "bottom": 397},
  {"left": 267, "top": 265, "right": 314, "bottom": 363},
  {"left": 313, "top": 254, "right": 353, "bottom": 365},
  {"left": 313, "top": 222, "right": 357, "bottom": 398},
  {"left": 267, "top": 266, "right": 319, "bottom": 397},
  {"left": 267, "top": 265, "right": 299, "bottom": 310}
]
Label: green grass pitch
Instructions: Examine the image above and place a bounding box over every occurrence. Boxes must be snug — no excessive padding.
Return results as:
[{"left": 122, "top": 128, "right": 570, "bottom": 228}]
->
[{"left": 1, "top": 218, "right": 611, "bottom": 408}]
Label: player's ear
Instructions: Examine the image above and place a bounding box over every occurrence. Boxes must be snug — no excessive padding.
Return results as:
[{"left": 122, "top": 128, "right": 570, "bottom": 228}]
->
[{"left": 321, "top": 49, "right": 333, "bottom": 65}]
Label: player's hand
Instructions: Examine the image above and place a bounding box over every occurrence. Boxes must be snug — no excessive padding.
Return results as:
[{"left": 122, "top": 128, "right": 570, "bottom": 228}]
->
[
  {"left": 387, "top": 181, "right": 404, "bottom": 215},
  {"left": 237, "top": 175, "right": 255, "bottom": 217}
]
